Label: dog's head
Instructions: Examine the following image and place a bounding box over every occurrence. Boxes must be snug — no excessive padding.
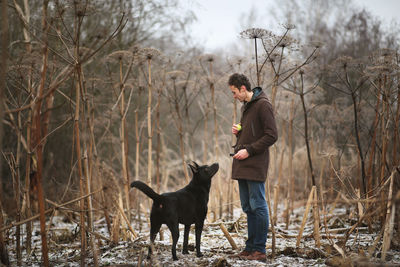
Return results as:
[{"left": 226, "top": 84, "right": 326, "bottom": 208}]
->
[{"left": 188, "top": 161, "right": 219, "bottom": 184}]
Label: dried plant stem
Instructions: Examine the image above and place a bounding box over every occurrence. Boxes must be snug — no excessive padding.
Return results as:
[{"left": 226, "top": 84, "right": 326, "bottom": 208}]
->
[
  {"left": 0, "top": 6, "right": 8, "bottom": 256},
  {"left": 270, "top": 76, "right": 279, "bottom": 109},
  {"left": 155, "top": 72, "right": 165, "bottom": 193},
  {"left": 229, "top": 99, "right": 238, "bottom": 219},
  {"left": 368, "top": 226, "right": 384, "bottom": 258},
  {"left": 171, "top": 78, "right": 189, "bottom": 182},
  {"left": 312, "top": 188, "right": 321, "bottom": 248},
  {"left": 135, "top": 110, "right": 140, "bottom": 181},
  {"left": 116, "top": 197, "right": 138, "bottom": 239},
  {"left": 342, "top": 200, "right": 382, "bottom": 248},
  {"left": 134, "top": 109, "right": 142, "bottom": 229},
  {"left": 24, "top": 114, "right": 33, "bottom": 255},
  {"left": 273, "top": 132, "right": 285, "bottom": 226},
  {"left": 147, "top": 58, "right": 153, "bottom": 187},
  {"left": 12, "top": 0, "right": 32, "bottom": 262},
  {"left": 72, "top": 4, "right": 87, "bottom": 265},
  {"left": 356, "top": 189, "right": 364, "bottom": 220},
  {"left": 287, "top": 93, "right": 295, "bottom": 228},
  {"left": 31, "top": 2, "right": 51, "bottom": 265},
  {"left": 379, "top": 75, "right": 389, "bottom": 221},
  {"left": 381, "top": 170, "right": 395, "bottom": 261},
  {"left": 393, "top": 84, "right": 400, "bottom": 166},
  {"left": 299, "top": 73, "right": 316, "bottom": 187},
  {"left": 351, "top": 90, "right": 367, "bottom": 196},
  {"left": 208, "top": 60, "right": 222, "bottom": 218},
  {"left": 83, "top": 147, "right": 98, "bottom": 266},
  {"left": 117, "top": 58, "right": 131, "bottom": 223},
  {"left": 99, "top": 177, "right": 112, "bottom": 236},
  {"left": 272, "top": 186, "right": 278, "bottom": 227},
  {"left": 208, "top": 61, "right": 218, "bottom": 161},
  {"left": 22, "top": 50, "right": 34, "bottom": 255},
  {"left": 220, "top": 223, "right": 238, "bottom": 250},
  {"left": 15, "top": 110, "right": 22, "bottom": 265},
  {"left": 366, "top": 87, "right": 381, "bottom": 198},
  {"left": 0, "top": 201, "right": 8, "bottom": 266},
  {"left": 203, "top": 102, "right": 209, "bottom": 164},
  {"left": 254, "top": 38, "right": 260, "bottom": 86},
  {"left": 266, "top": 180, "right": 276, "bottom": 258},
  {"left": 296, "top": 186, "right": 315, "bottom": 247},
  {"left": 1, "top": 188, "right": 103, "bottom": 233}
]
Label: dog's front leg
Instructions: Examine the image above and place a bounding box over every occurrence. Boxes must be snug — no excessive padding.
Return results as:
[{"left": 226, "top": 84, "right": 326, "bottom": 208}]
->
[
  {"left": 182, "top": 224, "right": 190, "bottom": 254},
  {"left": 195, "top": 221, "right": 204, "bottom": 257}
]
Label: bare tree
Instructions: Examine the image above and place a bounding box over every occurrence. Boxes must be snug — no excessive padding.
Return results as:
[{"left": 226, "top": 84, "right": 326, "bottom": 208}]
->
[
  {"left": 324, "top": 57, "right": 369, "bottom": 196},
  {"left": 284, "top": 69, "right": 321, "bottom": 187}
]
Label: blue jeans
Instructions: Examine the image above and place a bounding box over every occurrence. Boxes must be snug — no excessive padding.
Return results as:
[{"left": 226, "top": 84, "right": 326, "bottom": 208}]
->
[{"left": 238, "top": 179, "right": 269, "bottom": 253}]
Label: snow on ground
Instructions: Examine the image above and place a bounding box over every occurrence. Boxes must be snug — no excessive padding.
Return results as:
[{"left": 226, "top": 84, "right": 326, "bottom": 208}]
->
[{"left": 4, "top": 204, "right": 400, "bottom": 266}]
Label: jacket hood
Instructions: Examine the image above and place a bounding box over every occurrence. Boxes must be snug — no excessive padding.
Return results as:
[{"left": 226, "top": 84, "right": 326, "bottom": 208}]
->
[
  {"left": 250, "top": 87, "right": 262, "bottom": 101},
  {"left": 243, "top": 88, "right": 269, "bottom": 110}
]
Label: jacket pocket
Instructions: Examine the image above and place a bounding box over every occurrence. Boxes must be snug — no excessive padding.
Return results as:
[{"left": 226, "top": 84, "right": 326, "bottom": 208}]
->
[{"left": 251, "top": 122, "right": 256, "bottom": 137}]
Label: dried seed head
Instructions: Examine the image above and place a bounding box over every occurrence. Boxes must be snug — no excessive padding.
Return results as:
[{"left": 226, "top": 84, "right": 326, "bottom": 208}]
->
[
  {"left": 201, "top": 54, "right": 215, "bottom": 62},
  {"left": 167, "top": 70, "right": 184, "bottom": 81},
  {"left": 107, "top": 50, "right": 133, "bottom": 63},
  {"left": 139, "top": 47, "right": 161, "bottom": 60},
  {"left": 240, "top": 28, "right": 271, "bottom": 39},
  {"left": 334, "top": 56, "right": 354, "bottom": 69},
  {"left": 77, "top": 46, "right": 95, "bottom": 58},
  {"left": 370, "top": 48, "right": 397, "bottom": 66},
  {"left": 267, "top": 52, "right": 282, "bottom": 63},
  {"left": 309, "top": 40, "right": 325, "bottom": 49},
  {"left": 176, "top": 80, "right": 194, "bottom": 89},
  {"left": 281, "top": 23, "right": 296, "bottom": 30},
  {"left": 276, "top": 35, "right": 299, "bottom": 49}
]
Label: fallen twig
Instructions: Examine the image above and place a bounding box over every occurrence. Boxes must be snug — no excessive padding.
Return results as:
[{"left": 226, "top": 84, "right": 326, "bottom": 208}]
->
[{"left": 219, "top": 223, "right": 238, "bottom": 250}]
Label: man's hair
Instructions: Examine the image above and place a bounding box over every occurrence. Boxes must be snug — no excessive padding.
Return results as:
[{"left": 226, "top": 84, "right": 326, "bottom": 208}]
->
[{"left": 228, "top": 73, "right": 251, "bottom": 92}]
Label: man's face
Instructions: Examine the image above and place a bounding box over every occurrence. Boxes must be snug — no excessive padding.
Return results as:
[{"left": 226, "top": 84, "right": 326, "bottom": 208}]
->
[{"left": 229, "top": 85, "right": 247, "bottom": 102}]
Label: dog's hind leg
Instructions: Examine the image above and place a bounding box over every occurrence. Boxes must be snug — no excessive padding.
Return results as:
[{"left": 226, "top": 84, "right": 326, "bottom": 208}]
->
[
  {"left": 195, "top": 221, "right": 204, "bottom": 257},
  {"left": 167, "top": 221, "right": 179, "bottom": 260},
  {"left": 147, "top": 220, "right": 161, "bottom": 259},
  {"left": 182, "top": 224, "right": 191, "bottom": 254}
]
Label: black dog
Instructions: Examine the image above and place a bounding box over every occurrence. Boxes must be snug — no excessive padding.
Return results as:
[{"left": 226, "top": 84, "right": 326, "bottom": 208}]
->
[{"left": 130, "top": 161, "right": 219, "bottom": 260}]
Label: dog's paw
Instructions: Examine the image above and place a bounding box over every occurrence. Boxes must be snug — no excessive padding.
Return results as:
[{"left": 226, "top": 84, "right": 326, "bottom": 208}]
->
[
  {"left": 182, "top": 250, "right": 189, "bottom": 255},
  {"left": 173, "top": 256, "right": 179, "bottom": 261},
  {"left": 196, "top": 252, "right": 204, "bottom": 257}
]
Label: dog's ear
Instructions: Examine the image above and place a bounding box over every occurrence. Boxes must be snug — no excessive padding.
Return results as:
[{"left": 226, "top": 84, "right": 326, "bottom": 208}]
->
[
  {"left": 192, "top": 161, "right": 199, "bottom": 168},
  {"left": 188, "top": 162, "right": 198, "bottom": 174}
]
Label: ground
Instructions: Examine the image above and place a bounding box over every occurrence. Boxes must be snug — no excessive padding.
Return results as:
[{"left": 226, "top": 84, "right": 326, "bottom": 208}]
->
[{"left": 4, "top": 204, "right": 400, "bottom": 266}]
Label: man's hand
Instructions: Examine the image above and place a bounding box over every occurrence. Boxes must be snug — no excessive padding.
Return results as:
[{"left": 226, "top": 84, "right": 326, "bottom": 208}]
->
[
  {"left": 233, "top": 149, "right": 249, "bottom": 160},
  {"left": 232, "top": 124, "right": 241, "bottom": 135}
]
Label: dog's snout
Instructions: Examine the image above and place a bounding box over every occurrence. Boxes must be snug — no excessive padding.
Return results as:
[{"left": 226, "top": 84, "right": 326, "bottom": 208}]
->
[{"left": 211, "top": 163, "right": 219, "bottom": 173}]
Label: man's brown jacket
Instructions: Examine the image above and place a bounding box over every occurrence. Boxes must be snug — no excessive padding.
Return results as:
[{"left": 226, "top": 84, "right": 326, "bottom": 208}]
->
[{"left": 232, "top": 89, "right": 278, "bottom": 182}]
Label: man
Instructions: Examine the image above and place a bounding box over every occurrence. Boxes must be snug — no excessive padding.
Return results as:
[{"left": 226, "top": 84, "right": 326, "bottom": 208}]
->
[{"left": 228, "top": 73, "right": 278, "bottom": 261}]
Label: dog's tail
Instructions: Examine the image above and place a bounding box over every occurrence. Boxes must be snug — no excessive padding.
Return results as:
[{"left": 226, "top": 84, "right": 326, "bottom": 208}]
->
[{"left": 130, "top": 181, "right": 163, "bottom": 202}]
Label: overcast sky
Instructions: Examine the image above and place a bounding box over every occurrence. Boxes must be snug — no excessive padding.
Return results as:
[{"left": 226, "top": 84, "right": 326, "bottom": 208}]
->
[{"left": 179, "top": 0, "right": 400, "bottom": 51}]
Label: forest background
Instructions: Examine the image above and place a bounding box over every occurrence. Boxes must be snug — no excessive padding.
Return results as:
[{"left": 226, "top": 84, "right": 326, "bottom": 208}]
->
[{"left": 0, "top": 0, "right": 399, "bottom": 266}]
